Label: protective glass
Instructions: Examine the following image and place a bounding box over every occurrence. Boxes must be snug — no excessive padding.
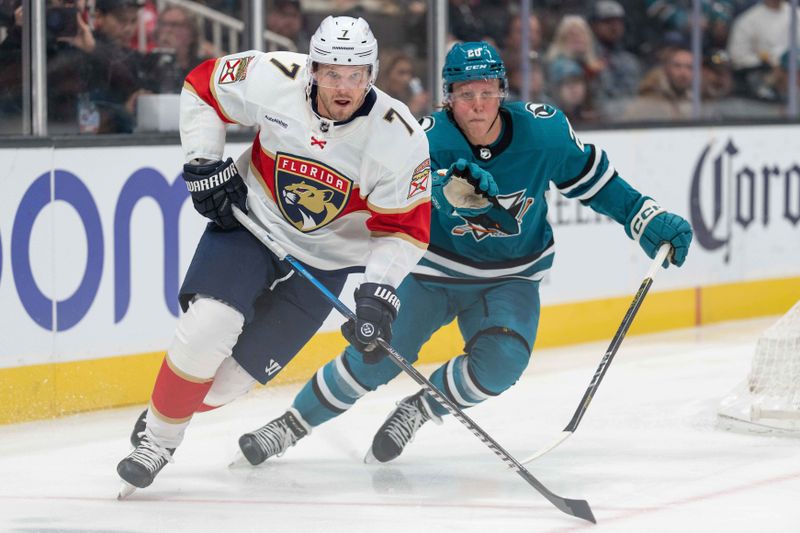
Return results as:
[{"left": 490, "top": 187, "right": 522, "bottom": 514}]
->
[{"left": 312, "top": 64, "right": 372, "bottom": 90}]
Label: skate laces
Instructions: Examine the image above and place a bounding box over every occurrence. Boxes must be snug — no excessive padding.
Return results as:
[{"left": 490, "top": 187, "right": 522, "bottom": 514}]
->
[
  {"left": 252, "top": 415, "right": 301, "bottom": 458},
  {"left": 128, "top": 437, "right": 173, "bottom": 473},
  {"left": 384, "top": 396, "right": 431, "bottom": 449}
]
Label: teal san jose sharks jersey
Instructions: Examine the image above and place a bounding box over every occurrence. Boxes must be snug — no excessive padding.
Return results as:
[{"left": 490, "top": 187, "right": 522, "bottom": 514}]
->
[{"left": 413, "top": 102, "right": 643, "bottom": 282}]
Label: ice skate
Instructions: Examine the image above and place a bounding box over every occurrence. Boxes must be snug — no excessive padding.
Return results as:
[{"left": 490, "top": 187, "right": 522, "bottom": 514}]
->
[
  {"left": 116, "top": 435, "right": 174, "bottom": 498},
  {"left": 237, "top": 408, "right": 310, "bottom": 466},
  {"left": 366, "top": 390, "right": 442, "bottom": 464}
]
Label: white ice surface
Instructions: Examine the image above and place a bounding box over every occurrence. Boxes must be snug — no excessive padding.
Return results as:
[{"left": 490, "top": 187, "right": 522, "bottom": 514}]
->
[{"left": 1, "top": 317, "right": 799, "bottom": 533}]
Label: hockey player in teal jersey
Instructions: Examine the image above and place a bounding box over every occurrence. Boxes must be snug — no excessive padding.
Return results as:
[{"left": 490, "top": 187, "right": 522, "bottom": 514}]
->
[{"left": 235, "top": 41, "right": 693, "bottom": 466}]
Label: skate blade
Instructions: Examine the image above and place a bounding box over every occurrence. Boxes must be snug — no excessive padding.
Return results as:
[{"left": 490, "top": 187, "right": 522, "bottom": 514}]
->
[
  {"left": 117, "top": 481, "right": 137, "bottom": 500},
  {"left": 228, "top": 451, "right": 252, "bottom": 469},
  {"left": 363, "top": 448, "right": 379, "bottom": 464}
]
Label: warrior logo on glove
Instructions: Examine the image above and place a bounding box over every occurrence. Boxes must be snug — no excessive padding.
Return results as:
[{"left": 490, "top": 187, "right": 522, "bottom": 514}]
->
[{"left": 183, "top": 157, "right": 248, "bottom": 230}]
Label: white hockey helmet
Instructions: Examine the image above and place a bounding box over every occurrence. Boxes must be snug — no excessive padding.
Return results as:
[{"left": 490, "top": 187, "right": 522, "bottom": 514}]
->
[{"left": 306, "top": 16, "right": 379, "bottom": 93}]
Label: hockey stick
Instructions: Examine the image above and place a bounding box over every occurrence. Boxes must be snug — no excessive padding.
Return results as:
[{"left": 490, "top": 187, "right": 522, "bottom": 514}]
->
[
  {"left": 232, "top": 206, "right": 595, "bottom": 524},
  {"left": 521, "top": 243, "right": 672, "bottom": 465}
]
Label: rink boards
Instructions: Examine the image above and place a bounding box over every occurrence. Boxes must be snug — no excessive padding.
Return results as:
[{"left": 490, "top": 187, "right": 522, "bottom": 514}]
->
[{"left": 1, "top": 123, "right": 799, "bottom": 424}]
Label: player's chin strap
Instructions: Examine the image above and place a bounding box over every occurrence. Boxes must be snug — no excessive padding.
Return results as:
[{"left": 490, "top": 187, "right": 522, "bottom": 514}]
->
[
  {"left": 485, "top": 108, "right": 502, "bottom": 138},
  {"left": 519, "top": 243, "right": 672, "bottom": 465},
  {"left": 231, "top": 205, "right": 595, "bottom": 524}
]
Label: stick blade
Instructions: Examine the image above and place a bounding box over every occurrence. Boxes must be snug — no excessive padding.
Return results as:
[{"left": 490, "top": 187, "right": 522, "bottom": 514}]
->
[{"left": 560, "top": 497, "right": 596, "bottom": 524}]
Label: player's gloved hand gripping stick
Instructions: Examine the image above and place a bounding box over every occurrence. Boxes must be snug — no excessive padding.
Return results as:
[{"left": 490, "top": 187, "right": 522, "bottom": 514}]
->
[
  {"left": 232, "top": 205, "right": 595, "bottom": 524},
  {"left": 521, "top": 243, "right": 672, "bottom": 465}
]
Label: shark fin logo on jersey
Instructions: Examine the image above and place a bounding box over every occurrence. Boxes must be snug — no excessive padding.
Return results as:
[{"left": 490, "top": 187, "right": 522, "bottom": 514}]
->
[
  {"left": 451, "top": 190, "right": 535, "bottom": 241},
  {"left": 408, "top": 158, "right": 430, "bottom": 199},
  {"left": 525, "top": 102, "right": 556, "bottom": 119},
  {"left": 275, "top": 153, "right": 353, "bottom": 232},
  {"left": 418, "top": 116, "right": 435, "bottom": 132},
  {"left": 218, "top": 56, "right": 254, "bottom": 84}
]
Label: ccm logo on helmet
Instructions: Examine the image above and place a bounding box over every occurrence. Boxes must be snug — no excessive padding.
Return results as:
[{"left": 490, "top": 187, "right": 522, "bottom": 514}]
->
[{"left": 465, "top": 65, "right": 488, "bottom": 71}]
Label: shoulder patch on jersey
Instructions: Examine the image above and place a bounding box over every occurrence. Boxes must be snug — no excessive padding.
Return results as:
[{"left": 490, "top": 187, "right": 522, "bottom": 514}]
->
[
  {"left": 525, "top": 102, "right": 556, "bottom": 119},
  {"left": 219, "top": 56, "right": 254, "bottom": 85},
  {"left": 418, "top": 116, "right": 435, "bottom": 132},
  {"left": 408, "top": 158, "right": 430, "bottom": 199},
  {"left": 274, "top": 153, "right": 354, "bottom": 232}
]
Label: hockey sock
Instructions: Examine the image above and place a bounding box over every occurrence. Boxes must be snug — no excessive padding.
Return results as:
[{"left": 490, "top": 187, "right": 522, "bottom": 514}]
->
[{"left": 147, "top": 356, "right": 214, "bottom": 448}]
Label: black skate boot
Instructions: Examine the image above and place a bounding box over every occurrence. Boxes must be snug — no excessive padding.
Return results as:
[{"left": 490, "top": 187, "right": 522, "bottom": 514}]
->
[
  {"left": 129, "top": 409, "right": 147, "bottom": 448},
  {"left": 117, "top": 435, "right": 174, "bottom": 497},
  {"left": 367, "top": 390, "right": 442, "bottom": 463},
  {"left": 238, "top": 408, "right": 311, "bottom": 466}
]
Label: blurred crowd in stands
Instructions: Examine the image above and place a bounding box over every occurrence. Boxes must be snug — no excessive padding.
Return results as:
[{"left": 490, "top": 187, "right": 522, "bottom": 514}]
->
[{"left": 1, "top": 0, "right": 798, "bottom": 134}]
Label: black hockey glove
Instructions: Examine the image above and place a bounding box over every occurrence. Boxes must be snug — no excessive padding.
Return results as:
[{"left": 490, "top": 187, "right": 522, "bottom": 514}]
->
[
  {"left": 183, "top": 157, "right": 248, "bottom": 230},
  {"left": 341, "top": 283, "right": 400, "bottom": 364}
]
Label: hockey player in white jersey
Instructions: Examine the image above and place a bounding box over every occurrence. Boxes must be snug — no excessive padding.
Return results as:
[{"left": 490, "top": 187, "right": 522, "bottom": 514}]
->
[{"left": 116, "top": 16, "right": 431, "bottom": 496}]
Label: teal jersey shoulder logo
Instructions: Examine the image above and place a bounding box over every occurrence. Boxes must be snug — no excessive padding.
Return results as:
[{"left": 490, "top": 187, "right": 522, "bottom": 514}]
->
[{"left": 525, "top": 102, "right": 556, "bottom": 119}]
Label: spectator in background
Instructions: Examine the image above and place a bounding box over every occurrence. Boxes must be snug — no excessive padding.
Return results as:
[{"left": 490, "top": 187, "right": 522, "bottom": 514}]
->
[
  {"left": 549, "top": 56, "right": 599, "bottom": 125},
  {"left": 728, "top": 0, "right": 799, "bottom": 71},
  {"left": 0, "top": 0, "right": 95, "bottom": 133},
  {"left": 84, "top": 0, "right": 144, "bottom": 133},
  {"left": 504, "top": 51, "right": 551, "bottom": 103},
  {"left": 376, "top": 49, "right": 430, "bottom": 117},
  {"left": 448, "top": 0, "right": 483, "bottom": 42},
  {"left": 701, "top": 48, "right": 782, "bottom": 118},
  {"left": 702, "top": 48, "right": 735, "bottom": 101},
  {"left": 642, "top": 1, "right": 737, "bottom": 63},
  {"left": 589, "top": 0, "right": 641, "bottom": 103},
  {"left": 545, "top": 15, "right": 605, "bottom": 82},
  {"left": 140, "top": 5, "right": 210, "bottom": 94},
  {"left": 503, "top": 11, "right": 544, "bottom": 61},
  {"left": 704, "top": 1, "right": 734, "bottom": 51},
  {"left": 128, "top": 0, "right": 157, "bottom": 51},
  {"left": 265, "top": 0, "right": 308, "bottom": 53},
  {"left": 728, "top": 0, "right": 800, "bottom": 99},
  {"left": 769, "top": 49, "right": 800, "bottom": 105},
  {"left": 622, "top": 46, "right": 694, "bottom": 121}
]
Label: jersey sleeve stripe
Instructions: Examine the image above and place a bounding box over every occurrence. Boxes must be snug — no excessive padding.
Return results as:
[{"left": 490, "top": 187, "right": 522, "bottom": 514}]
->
[
  {"left": 575, "top": 168, "right": 618, "bottom": 202},
  {"left": 367, "top": 195, "right": 430, "bottom": 214},
  {"left": 560, "top": 150, "right": 611, "bottom": 199},
  {"left": 366, "top": 201, "right": 430, "bottom": 248},
  {"left": 185, "top": 58, "right": 236, "bottom": 125},
  {"left": 557, "top": 143, "right": 597, "bottom": 191}
]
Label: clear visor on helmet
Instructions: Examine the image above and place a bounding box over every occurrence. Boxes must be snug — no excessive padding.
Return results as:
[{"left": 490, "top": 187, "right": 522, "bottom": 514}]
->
[
  {"left": 447, "top": 81, "right": 507, "bottom": 103},
  {"left": 312, "top": 64, "right": 372, "bottom": 90}
]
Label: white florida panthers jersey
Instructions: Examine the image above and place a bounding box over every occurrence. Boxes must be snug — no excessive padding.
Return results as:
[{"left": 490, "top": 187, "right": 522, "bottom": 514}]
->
[{"left": 179, "top": 50, "right": 431, "bottom": 287}]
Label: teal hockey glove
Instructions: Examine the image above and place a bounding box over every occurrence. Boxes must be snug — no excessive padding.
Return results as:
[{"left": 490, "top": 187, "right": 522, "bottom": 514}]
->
[
  {"left": 432, "top": 158, "right": 499, "bottom": 217},
  {"left": 625, "top": 197, "right": 693, "bottom": 267}
]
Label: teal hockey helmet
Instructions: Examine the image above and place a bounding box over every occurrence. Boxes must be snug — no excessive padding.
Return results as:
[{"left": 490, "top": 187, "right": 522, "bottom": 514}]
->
[{"left": 442, "top": 41, "right": 507, "bottom": 101}]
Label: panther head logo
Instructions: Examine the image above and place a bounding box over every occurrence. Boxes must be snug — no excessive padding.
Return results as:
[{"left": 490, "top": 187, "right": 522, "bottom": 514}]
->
[
  {"left": 282, "top": 181, "right": 340, "bottom": 231},
  {"left": 275, "top": 154, "right": 352, "bottom": 232}
]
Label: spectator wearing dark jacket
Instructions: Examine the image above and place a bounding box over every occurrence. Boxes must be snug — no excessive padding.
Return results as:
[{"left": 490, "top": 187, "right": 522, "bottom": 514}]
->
[
  {"left": 84, "top": 0, "right": 143, "bottom": 133},
  {"left": 590, "top": 0, "right": 642, "bottom": 102}
]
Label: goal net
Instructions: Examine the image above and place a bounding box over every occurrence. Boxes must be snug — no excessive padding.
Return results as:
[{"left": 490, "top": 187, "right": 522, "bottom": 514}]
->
[{"left": 718, "top": 301, "right": 800, "bottom": 434}]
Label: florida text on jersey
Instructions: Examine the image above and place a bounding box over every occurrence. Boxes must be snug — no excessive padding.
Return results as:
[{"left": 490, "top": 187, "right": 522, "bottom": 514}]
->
[{"left": 180, "top": 50, "right": 431, "bottom": 286}]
